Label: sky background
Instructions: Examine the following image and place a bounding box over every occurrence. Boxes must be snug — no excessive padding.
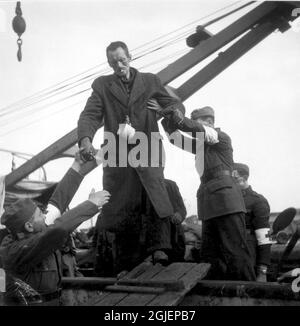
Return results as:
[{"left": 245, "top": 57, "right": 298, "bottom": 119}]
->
[{"left": 0, "top": 0, "right": 300, "bottom": 228}]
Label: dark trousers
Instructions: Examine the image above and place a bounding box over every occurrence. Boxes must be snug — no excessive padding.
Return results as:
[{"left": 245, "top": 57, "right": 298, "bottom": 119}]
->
[
  {"left": 201, "top": 213, "right": 256, "bottom": 281},
  {"left": 94, "top": 186, "right": 174, "bottom": 276}
]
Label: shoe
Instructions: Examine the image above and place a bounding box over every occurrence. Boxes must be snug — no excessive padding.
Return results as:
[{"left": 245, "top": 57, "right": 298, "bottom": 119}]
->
[{"left": 152, "top": 250, "right": 169, "bottom": 265}]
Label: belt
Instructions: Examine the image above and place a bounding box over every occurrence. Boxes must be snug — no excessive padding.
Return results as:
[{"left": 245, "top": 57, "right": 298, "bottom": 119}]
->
[
  {"left": 203, "top": 169, "right": 231, "bottom": 183},
  {"left": 40, "top": 289, "right": 61, "bottom": 302}
]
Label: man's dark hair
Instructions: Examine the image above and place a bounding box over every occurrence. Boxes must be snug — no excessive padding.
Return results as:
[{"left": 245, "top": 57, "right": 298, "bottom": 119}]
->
[{"left": 106, "top": 41, "right": 130, "bottom": 58}]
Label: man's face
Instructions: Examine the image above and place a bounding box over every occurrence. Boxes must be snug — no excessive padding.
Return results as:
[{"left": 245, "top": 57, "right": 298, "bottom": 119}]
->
[
  {"left": 107, "top": 47, "right": 131, "bottom": 79},
  {"left": 195, "top": 116, "right": 214, "bottom": 127},
  {"left": 29, "top": 207, "right": 47, "bottom": 233},
  {"left": 233, "top": 170, "right": 246, "bottom": 188}
]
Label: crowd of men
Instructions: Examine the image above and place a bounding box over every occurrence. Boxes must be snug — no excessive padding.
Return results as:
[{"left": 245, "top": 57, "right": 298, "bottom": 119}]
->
[{"left": 0, "top": 41, "right": 272, "bottom": 305}]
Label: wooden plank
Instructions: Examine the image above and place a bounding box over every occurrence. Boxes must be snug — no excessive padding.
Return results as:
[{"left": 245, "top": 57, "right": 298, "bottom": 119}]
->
[
  {"left": 118, "top": 279, "right": 184, "bottom": 291},
  {"left": 146, "top": 263, "right": 210, "bottom": 306},
  {"left": 94, "top": 262, "right": 164, "bottom": 306},
  {"left": 115, "top": 263, "right": 165, "bottom": 306},
  {"left": 105, "top": 285, "right": 165, "bottom": 295},
  {"left": 116, "top": 263, "right": 197, "bottom": 306},
  {"left": 150, "top": 262, "right": 196, "bottom": 281}
]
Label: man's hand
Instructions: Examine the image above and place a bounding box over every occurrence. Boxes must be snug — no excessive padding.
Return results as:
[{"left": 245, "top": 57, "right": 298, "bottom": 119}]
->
[
  {"left": 147, "top": 98, "right": 163, "bottom": 114},
  {"left": 170, "top": 212, "right": 183, "bottom": 225},
  {"left": 71, "top": 151, "right": 88, "bottom": 175},
  {"left": 88, "top": 189, "right": 111, "bottom": 208},
  {"left": 79, "top": 137, "right": 96, "bottom": 162},
  {"left": 147, "top": 99, "right": 184, "bottom": 125},
  {"left": 147, "top": 99, "right": 174, "bottom": 118}
]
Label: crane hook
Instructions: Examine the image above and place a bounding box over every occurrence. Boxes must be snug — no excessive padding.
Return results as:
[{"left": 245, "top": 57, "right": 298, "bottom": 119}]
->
[{"left": 12, "top": 2, "right": 26, "bottom": 62}]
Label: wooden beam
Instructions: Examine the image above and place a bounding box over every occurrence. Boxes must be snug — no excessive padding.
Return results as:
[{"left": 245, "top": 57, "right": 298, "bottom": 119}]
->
[
  {"left": 193, "top": 280, "right": 300, "bottom": 301},
  {"left": 177, "top": 20, "right": 279, "bottom": 101},
  {"left": 5, "top": 129, "right": 78, "bottom": 187},
  {"left": 157, "top": 1, "right": 278, "bottom": 84}
]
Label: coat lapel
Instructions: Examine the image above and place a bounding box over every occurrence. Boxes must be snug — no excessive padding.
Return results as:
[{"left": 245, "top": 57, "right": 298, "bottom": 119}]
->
[
  {"left": 128, "top": 71, "right": 146, "bottom": 107},
  {"left": 108, "top": 75, "right": 128, "bottom": 107}
]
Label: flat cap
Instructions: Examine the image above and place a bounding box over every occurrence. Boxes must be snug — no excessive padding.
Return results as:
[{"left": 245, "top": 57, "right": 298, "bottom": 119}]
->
[
  {"left": 1, "top": 198, "right": 37, "bottom": 233},
  {"left": 191, "top": 106, "right": 214, "bottom": 120},
  {"left": 233, "top": 163, "right": 250, "bottom": 177}
]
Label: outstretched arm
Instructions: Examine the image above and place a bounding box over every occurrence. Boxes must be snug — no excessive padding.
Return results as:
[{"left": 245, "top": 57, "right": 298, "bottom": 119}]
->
[
  {"left": 45, "top": 152, "right": 89, "bottom": 225},
  {"left": 78, "top": 79, "right": 104, "bottom": 161},
  {"left": 15, "top": 190, "right": 110, "bottom": 268}
]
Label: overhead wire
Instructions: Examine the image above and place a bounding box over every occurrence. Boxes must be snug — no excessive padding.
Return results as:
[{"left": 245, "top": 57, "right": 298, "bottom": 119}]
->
[
  {"left": 0, "top": 46, "right": 189, "bottom": 130},
  {"left": 0, "top": 0, "right": 257, "bottom": 134},
  {"left": 0, "top": 0, "right": 250, "bottom": 118}
]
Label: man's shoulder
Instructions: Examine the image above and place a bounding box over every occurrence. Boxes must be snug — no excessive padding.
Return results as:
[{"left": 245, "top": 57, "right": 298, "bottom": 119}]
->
[
  {"left": 247, "top": 188, "right": 269, "bottom": 207},
  {"left": 214, "top": 128, "right": 232, "bottom": 147},
  {"left": 215, "top": 128, "right": 230, "bottom": 139},
  {"left": 164, "top": 179, "right": 178, "bottom": 189},
  {"left": 136, "top": 70, "right": 158, "bottom": 82}
]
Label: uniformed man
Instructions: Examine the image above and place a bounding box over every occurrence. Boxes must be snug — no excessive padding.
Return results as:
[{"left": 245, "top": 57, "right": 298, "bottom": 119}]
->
[
  {"left": 233, "top": 163, "right": 272, "bottom": 282},
  {"left": 148, "top": 102, "right": 256, "bottom": 281},
  {"left": 0, "top": 161, "right": 110, "bottom": 305}
]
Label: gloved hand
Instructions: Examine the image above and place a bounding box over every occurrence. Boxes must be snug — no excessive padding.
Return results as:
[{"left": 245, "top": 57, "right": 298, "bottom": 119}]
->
[{"left": 88, "top": 189, "right": 111, "bottom": 209}]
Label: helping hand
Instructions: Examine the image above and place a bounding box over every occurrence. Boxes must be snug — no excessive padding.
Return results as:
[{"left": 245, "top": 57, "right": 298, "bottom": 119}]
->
[
  {"left": 88, "top": 189, "right": 111, "bottom": 208},
  {"left": 170, "top": 212, "right": 183, "bottom": 225},
  {"left": 147, "top": 99, "right": 174, "bottom": 118}
]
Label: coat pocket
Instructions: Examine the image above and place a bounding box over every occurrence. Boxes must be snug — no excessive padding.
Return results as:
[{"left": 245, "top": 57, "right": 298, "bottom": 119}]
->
[{"left": 206, "top": 178, "right": 233, "bottom": 193}]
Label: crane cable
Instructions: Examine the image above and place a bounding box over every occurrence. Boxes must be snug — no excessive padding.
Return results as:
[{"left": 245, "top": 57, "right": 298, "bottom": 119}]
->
[{"left": 0, "top": 1, "right": 254, "bottom": 118}]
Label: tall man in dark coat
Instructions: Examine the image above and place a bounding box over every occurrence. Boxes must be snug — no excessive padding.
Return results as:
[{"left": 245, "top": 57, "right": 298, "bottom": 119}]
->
[
  {"left": 233, "top": 163, "right": 272, "bottom": 282},
  {"left": 78, "top": 41, "right": 185, "bottom": 266},
  {"left": 148, "top": 103, "right": 255, "bottom": 280}
]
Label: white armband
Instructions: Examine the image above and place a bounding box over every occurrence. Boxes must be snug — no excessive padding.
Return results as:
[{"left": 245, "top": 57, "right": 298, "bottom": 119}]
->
[
  {"left": 45, "top": 204, "right": 61, "bottom": 225},
  {"left": 203, "top": 125, "right": 219, "bottom": 145},
  {"left": 255, "top": 228, "right": 273, "bottom": 245}
]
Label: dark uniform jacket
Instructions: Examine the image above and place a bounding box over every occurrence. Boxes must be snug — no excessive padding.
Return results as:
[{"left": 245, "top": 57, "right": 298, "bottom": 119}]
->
[
  {"left": 242, "top": 186, "right": 271, "bottom": 266},
  {"left": 162, "top": 117, "right": 246, "bottom": 221},
  {"left": 77, "top": 68, "right": 185, "bottom": 230},
  {"left": 0, "top": 169, "right": 97, "bottom": 296}
]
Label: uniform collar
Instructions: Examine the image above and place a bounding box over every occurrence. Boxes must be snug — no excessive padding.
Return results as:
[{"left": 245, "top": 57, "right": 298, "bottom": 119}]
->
[{"left": 242, "top": 185, "right": 252, "bottom": 195}]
